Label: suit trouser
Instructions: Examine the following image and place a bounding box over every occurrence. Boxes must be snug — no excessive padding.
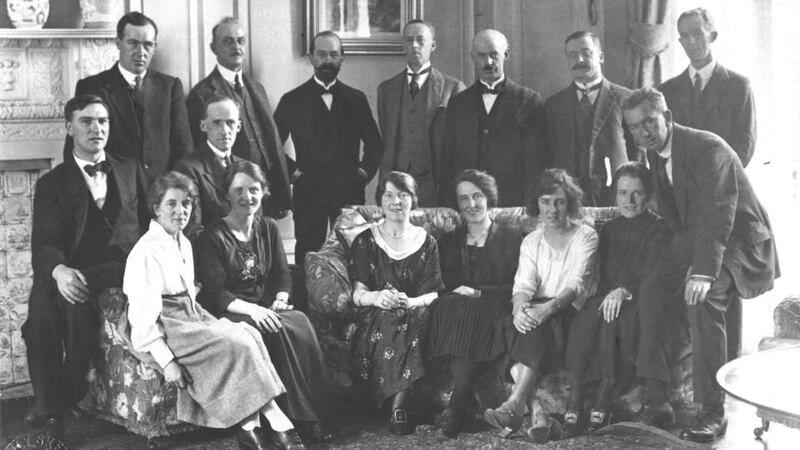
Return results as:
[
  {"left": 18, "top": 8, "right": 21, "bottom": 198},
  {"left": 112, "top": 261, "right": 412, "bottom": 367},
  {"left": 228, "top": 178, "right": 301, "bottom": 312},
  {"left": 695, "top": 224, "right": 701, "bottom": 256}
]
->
[
  {"left": 293, "top": 203, "right": 340, "bottom": 267},
  {"left": 22, "top": 283, "right": 100, "bottom": 417},
  {"left": 688, "top": 266, "right": 735, "bottom": 406}
]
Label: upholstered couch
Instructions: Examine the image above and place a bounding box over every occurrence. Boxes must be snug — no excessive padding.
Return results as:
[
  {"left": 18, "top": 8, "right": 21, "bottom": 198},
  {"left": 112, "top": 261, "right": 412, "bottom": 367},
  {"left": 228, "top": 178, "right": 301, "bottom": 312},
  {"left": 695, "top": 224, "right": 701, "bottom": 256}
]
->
[{"left": 305, "top": 205, "right": 692, "bottom": 416}]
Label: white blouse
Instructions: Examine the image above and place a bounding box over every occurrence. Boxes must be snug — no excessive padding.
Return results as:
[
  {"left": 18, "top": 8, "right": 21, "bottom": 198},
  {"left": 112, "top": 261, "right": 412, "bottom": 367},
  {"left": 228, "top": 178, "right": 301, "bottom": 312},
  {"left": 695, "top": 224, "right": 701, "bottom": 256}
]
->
[
  {"left": 124, "top": 220, "right": 197, "bottom": 369},
  {"left": 512, "top": 223, "right": 599, "bottom": 309}
]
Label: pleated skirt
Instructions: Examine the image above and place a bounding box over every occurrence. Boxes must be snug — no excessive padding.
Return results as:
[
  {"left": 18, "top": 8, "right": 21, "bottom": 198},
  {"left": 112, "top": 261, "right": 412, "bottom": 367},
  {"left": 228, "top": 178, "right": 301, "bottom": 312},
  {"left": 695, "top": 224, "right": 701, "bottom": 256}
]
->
[{"left": 428, "top": 293, "right": 510, "bottom": 362}]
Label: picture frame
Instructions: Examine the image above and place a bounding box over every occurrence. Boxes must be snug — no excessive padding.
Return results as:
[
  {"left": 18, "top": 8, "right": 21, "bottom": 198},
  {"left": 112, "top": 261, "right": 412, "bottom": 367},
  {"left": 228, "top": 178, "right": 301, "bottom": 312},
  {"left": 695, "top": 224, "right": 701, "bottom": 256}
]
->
[
  {"left": 0, "top": 0, "right": 141, "bottom": 39},
  {"left": 304, "top": 0, "right": 423, "bottom": 55}
]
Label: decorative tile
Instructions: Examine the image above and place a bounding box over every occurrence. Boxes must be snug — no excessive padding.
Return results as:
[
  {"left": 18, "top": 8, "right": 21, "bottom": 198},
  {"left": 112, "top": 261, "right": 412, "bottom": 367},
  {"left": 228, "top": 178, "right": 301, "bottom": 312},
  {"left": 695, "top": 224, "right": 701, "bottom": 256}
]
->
[
  {"left": 0, "top": 353, "right": 12, "bottom": 386},
  {"left": 30, "top": 171, "right": 39, "bottom": 192},
  {"left": 8, "top": 300, "right": 26, "bottom": 329},
  {"left": 3, "top": 171, "right": 30, "bottom": 196},
  {"left": 0, "top": 305, "right": 9, "bottom": 332},
  {"left": 7, "top": 277, "right": 32, "bottom": 297},
  {"left": 0, "top": 49, "right": 27, "bottom": 101},
  {"left": 0, "top": 251, "right": 6, "bottom": 280},
  {"left": 6, "top": 251, "right": 32, "bottom": 278},
  {"left": 10, "top": 329, "right": 25, "bottom": 356},
  {"left": 13, "top": 354, "right": 29, "bottom": 383},
  {"left": 3, "top": 196, "right": 32, "bottom": 224},
  {"left": 0, "top": 279, "right": 9, "bottom": 300},
  {"left": 6, "top": 223, "right": 31, "bottom": 249}
]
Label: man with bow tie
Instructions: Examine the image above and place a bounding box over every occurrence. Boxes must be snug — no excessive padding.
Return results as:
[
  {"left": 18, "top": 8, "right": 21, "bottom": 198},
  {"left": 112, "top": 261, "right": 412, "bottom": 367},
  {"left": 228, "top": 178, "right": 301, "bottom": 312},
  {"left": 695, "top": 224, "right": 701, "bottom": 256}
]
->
[
  {"left": 69, "top": 12, "right": 192, "bottom": 179},
  {"left": 23, "top": 95, "right": 149, "bottom": 440},
  {"left": 376, "top": 20, "right": 464, "bottom": 206},
  {"left": 439, "top": 29, "right": 546, "bottom": 207},
  {"left": 622, "top": 88, "right": 778, "bottom": 444},
  {"left": 274, "top": 31, "right": 382, "bottom": 266},
  {"left": 544, "top": 31, "right": 638, "bottom": 206},
  {"left": 186, "top": 17, "right": 291, "bottom": 219}
]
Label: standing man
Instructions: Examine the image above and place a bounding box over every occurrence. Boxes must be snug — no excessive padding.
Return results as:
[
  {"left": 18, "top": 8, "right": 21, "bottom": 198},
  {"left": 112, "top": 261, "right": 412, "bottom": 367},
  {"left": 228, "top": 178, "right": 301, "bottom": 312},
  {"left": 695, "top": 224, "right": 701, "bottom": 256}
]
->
[
  {"left": 274, "top": 31, "right": 382, "bottom": 265},
  {"left": 660, "top": 7, "right": 756, "bottom": 167},
  {"left": 71, "top": 12, "right": 192, "bottom": 179},
  {"left": 186, "top": 17, "right": 291, "bottom": 218},
  {"left": 622, "top": 88, "right": 778, "bottom": 444},
  {"left": 376, "top": 19, "right": 465, "bottom": 206},
  {"left": 23, "top": 95, "right": 149, "bottom": 441},
  {"left": 439, "top": 29, "right": 545, "bottom": 207},
  {"left": 545, "top": 31, "right": 637, "bottom": 206}
]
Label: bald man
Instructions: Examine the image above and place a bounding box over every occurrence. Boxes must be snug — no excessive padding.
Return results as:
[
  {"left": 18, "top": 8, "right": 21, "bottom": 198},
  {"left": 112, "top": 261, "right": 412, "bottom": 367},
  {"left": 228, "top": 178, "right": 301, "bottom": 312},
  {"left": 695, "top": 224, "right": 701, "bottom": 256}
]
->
[{"left": 439, "top": 29, "right": 546, "bottom": 207}]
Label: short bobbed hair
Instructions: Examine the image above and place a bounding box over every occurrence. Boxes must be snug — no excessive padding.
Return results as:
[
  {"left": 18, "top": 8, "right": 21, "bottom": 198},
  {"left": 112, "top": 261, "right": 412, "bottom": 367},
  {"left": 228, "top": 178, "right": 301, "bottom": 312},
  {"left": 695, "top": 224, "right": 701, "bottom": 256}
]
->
[
  {"left": 456, "top": 169, "right": 498, "bottom": 208},
  {"left": 64, "top": 94, "right": 108, "bottom": 122},
  {"left": 148, "top": 171, "right": 197, "bottom": 219},
  {"left": 375, "top": 171, "right": 418, "bottom": 210},
  {"left": 221, "top": 159, "right": 270, "bottom": 198},
  {"left": 526, "top": 168, "right": 584, "bottom": 219},
  {"left": 612, "top": 162, "right": 654, "bottom": 199},
  {"left": 116, "top": 11, "right": 158, "bottom": 39},
  {"left": 621, "top": 87, "right": 668, "bottom": 113}
]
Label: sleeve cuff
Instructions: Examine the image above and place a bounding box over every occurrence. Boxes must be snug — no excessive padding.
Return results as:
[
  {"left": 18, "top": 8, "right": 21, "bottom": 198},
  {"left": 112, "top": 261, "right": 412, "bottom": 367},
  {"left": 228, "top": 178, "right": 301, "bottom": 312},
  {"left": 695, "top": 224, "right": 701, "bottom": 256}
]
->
[
  {"left": 148, "top": 340, "right": 175, "bottom": 369},
  {"left": 276, "top": 291, "right": 290, "bottom": 302}
]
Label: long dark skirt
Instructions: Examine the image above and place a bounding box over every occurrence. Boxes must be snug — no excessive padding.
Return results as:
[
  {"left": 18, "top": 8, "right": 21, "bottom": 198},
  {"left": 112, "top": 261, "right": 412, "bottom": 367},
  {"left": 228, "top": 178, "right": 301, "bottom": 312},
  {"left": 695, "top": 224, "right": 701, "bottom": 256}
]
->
[
  {"left": 222, "top": 309, "right": 329, "bottom": 423},
  {"left": 506, "top": 304, "right": 576, "bottom": 374},
  {"left": 429, "top": 294, "right": 510, "bottom": 362}
]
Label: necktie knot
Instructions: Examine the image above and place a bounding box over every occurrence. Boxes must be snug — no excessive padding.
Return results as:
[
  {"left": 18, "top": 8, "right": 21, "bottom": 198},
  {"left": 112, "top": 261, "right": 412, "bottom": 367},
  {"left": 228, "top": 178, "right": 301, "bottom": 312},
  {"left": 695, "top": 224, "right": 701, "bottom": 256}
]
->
[
  {"left": 234, "top": 75, "right": 244, "bottom": 96},
  {"left": 133, "top": 75, "right": 142, "bottom": 91},
  {"left": 576, "top": 82, "right": 601, "bottom": 98},
  {"left": 480, "top": 82, "right": 503, "bottom": 96},
  {"left": 84, "top": 161, "right": 111, "bottom": 177},
  {"left": 221, "top": 155, "right": 231, "bottom": 168},
  {"left": 407, "top": 66, "right": 431, "bottom": 99},
  {"left": 693, "top": 73, "right": 704, "bottom": 96}
]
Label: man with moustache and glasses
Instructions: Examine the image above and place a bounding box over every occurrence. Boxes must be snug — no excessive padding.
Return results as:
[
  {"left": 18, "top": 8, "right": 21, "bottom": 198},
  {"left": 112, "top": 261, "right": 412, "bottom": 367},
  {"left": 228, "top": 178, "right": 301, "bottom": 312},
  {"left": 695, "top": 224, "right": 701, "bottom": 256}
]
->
[
  {"left": 439, "top": 29, "right": 546, "bottom": 207},
  {"left": 186, "top": 17, "right": 291, "bottom": 219},
  {"left": 274, "top": 31, "right": 382, "bottom": 266},
  {"left": 545, "top": 31, "right": 638, "bottom": 206}
]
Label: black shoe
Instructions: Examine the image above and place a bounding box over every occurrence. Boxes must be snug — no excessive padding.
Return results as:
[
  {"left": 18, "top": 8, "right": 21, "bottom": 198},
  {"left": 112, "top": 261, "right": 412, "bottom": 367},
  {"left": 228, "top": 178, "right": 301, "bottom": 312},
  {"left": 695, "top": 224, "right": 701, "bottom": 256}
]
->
[
  {"left": 390, "top": 408, "right": 415, "bottom": 435},
  {"left": 41, "top": 416, "right": 66, "bottom": 441},
  {"left": 24, "top": 408, "right": 50, "bottom": 428},
  {"left": 268, "top": 428, "right": 306, "bottom": 450},
  {"left": 635, "top": 402, "right": 675, "bottom": 428},
  {"left": 586, "top": 408, "right": 610, "bottom": 433},
  {"left": 298, "top": 421, "right": 333, "bottom": 443},
  {"left": 236, "top": 427, "right": 271, "bottom": 450},
  {"left": 438, "top": 407, "right": 463, "bottom": 439},
  {"left": 680, "top": 412, "right": 728, "bottom": 443},
  {"left": 562, "top": 409, "right": 581, "bottom": 438}
]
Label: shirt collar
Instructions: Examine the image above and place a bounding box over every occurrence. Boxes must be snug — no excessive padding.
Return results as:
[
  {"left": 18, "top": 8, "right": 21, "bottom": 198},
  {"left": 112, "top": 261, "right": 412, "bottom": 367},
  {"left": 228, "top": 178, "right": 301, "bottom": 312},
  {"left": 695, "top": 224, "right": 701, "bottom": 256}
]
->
[
  {"left": 574, "top": 76, "right": 603, "bottom": 91},
  {"left": 406, "top": 61, "right": 431, "bottom": 74},
  {"left": 216, "top": 63, "right": 242, "bottom": 85},
  {"left": 313, "top": 76, "right": 336, "bottom": 91},
  {"left": 480, "top": 76, "right": 505, "bottom": 91},
  {"left": 688, "top": 59, "right": 716, "bottom": 82},
  {"left": 74, "top": 150, "right": 106, "bottom": 167},
  {"left": 657, "top": 126, "right": 674, "bottom": 159},
  {"left": 117, "top": 64, "right": 146, "bottom": 87},
  {"left": 206, "top": 141, "right": 231, "bottom": 159}
]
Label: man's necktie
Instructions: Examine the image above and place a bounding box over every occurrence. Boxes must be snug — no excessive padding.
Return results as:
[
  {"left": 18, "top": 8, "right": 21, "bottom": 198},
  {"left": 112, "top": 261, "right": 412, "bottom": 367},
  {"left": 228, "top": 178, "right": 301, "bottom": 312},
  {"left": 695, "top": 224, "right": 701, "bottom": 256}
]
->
[
  {"left": 133, "top": 75, "right": 142, "bottom": 91},
  {"left": 577, "top": 82, "right": 601, "bottom": 114},
  {"left": 656, "top": 156, "right": 672, "bottom": 189},
  {"left": 407, "top": 66, "right": 431, "bottom": 99},
  {"left": 84, "top": 161, "right": 111, "bottom": 177},
  {"left": 234, "top": 75, "right": 244, "bottom": 97},
  {"left": 480, "top": 83, "right": 502, "bottom": 95},
  {"left": 693, "top": 73, "right": 704, "bottom": 99},
  {"left": 221, "top": 155, "right": 231, "bottom": 168}
]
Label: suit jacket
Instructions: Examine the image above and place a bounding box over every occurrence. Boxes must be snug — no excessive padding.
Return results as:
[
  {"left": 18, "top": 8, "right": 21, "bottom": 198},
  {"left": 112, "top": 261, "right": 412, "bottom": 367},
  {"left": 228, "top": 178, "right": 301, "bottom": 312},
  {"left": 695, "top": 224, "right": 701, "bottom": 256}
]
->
[
  {"left": 377, "top": 68, "right": 465, "bottom": 188},
  {"left": 439, "top": 78, "right": 546, "bottom": 207},
  {"left": 173, "top": 142, "right": 246, "bottom": 229},
  {"left": 659, "top": 63, "right": 756, "bottom": 167},
  {"left": 186, "top": 68, "right": 291, "bottom": 211},
  {"left": 648, "top": 124, "right": 778, "bottom": 298},
  {"left": 30, "top": 152, "right": 149, "bottom": 301},
  {"left": 274, "top": 77, "right": 383, "bottom": 207},
  {"left": 545, "top": 78, "right": 637, "bottom": 206},
  {"left": 70, "top": 63, "right": 193, "bottom": 178}
]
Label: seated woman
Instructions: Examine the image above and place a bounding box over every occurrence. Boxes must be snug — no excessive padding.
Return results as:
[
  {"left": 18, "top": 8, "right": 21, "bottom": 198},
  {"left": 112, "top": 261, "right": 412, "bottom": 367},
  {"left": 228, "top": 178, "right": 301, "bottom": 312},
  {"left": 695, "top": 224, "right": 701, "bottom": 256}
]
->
[
  {"left": 428, "top": 169, "right": 524, "bottom": 439},
  {"left": 194, "top": 161, "right": 331, "bottom": 443},
  {"left": 349, "top": 171, "right": 444, "bottom": 434},
  {"left": 483, "top": 169, "right": 598, "bottom": 444},
  {"left": 564, "top": 162, "right": 683, "bottom": 433},
  {"left": 124, "top": 172, "right": 305, "bottom": 450}
]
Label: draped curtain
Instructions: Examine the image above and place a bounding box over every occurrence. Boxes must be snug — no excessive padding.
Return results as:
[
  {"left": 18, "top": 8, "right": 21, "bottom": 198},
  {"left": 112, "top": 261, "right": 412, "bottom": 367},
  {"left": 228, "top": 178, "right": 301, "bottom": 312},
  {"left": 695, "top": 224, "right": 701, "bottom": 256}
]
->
[{"left": 624, "top": 0, "right": 674, "bottom": 88}]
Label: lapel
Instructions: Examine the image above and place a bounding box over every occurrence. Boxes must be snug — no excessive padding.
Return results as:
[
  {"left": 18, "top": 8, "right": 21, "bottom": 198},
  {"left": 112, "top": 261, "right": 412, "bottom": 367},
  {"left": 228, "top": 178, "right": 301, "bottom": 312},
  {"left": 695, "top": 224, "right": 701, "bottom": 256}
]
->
[
  {"left": 488, "top": 78, "right": 518, "bottom": 130},
  {"left": 63, "top": 157, "right": 90, "bottom": 254},
  {"left": 591, "top": 79, "right": 614, "bottom": 142},
  {"left": 669, "top": 125, "right": 689, "bottom": 225},
  {"left": 141, "top": 71, "right": 162, "bottom": 137},
  {"left": 105, "top": 64, "right": 142, "bottom": 140},
  {"left": 425, "top": 68, "right": 445, "bottom": 127},
  {"left": 198, "top": 143, "right": 227, "bottom": 198},
  {"left": 208, "top": 67, "right": 230, "bottom": 96},
  {"left": 697, "top": 63, "right": 728, "bottom": 113}
]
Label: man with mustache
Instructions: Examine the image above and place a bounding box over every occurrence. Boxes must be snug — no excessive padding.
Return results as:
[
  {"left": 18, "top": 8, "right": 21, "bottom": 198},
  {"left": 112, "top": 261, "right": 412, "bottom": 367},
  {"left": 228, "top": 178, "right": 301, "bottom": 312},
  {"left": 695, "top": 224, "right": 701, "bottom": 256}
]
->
[
  {"left": 23, "top": 95, "right": 149, "bottom": 442},
  {"left": 69, "top": 12, "right": 192, "bottom": 179},
  {"left": 439, "top": 29, "right": 546, "bottom": 207},
  {"left": 376, "top": 19, "right": 465, "bottom": 206},
  {"left": 186, "top": 17, "right": 291, "bottom": 219},
  {"left": 544, "top": 31, "right": 639, "bottom": 206},
  {"left": 274, "top": 31, "right": 382, "bottom": 265}
]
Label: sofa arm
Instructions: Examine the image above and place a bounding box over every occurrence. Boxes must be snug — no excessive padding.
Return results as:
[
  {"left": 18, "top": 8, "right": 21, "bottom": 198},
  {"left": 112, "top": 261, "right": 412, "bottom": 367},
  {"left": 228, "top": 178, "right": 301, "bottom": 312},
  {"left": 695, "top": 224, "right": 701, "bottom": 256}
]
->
[{"left": 305, "top": 242, "right": 356, "bottom": 321}]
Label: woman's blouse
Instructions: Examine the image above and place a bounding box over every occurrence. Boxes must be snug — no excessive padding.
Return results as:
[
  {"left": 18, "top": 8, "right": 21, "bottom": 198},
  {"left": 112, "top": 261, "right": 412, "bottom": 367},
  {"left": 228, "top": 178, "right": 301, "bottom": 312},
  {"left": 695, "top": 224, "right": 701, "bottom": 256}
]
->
[
  {"left": 124, "top": 220, "right": 196, "bottom": 369},
  {"left": 512, "top": 223, "right": 599, "bottom": 308},
  {"left": 195, "top": 217, "right": 292, "bottom": 316}
]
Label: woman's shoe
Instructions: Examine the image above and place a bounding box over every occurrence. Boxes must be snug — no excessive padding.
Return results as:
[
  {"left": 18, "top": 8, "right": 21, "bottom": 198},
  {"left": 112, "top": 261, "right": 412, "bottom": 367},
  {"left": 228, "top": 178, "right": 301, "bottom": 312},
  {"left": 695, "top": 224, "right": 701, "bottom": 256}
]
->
[
  {"left": 390, "top": 408, "right": 415, "bottom": 435},
  {"left": 236, "top": 427, "right": 271, "bottom": 450},
  {"left": 298, "top": 421, "right": 333, "bottom": 443},
  {"left": 268, "top": 428, "right": 306, "bottom": 450},
  {"left": 527, "top": 408, "right": 565, "bottom": 443},
  {"left": 587, "top": 408, "right": 610, "bottom": 433},
  {"left": 562, "top": 409, "right": 581, "bottom": 438},
  {"left": 438, "top": 407, "right": 463, "bottom": 439},
  {"left": 483, "top": 402, "right": 524, "bottom": 436}
]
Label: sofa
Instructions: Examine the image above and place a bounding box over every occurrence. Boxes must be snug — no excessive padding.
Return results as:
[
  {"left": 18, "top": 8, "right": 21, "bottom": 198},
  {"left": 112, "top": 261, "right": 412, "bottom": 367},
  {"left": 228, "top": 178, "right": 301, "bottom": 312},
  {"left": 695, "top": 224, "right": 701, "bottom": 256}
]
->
[{"left": 305, "top": 205, "right": 693, "bottom": 416}]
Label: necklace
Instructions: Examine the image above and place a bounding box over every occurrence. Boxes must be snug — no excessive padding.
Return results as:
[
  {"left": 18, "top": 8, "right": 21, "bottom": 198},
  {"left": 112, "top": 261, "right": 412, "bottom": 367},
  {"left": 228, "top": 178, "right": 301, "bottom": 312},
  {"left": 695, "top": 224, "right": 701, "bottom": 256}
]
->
[{"left": 381, "top": 222, "right": 410, "bottom": 240}]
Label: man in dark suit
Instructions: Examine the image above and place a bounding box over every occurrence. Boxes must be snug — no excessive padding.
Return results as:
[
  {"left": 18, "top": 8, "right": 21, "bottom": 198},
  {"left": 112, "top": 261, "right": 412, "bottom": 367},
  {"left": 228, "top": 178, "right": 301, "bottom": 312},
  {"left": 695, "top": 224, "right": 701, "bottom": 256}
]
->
[
  {"left": 622, "top": 88, "right": 778, "bottom": 444},
  {"left": 186, "top": 17, "right": 291, "bottom": 218},
  {"left": 659, "top": 7, "right": 757, "bottom": 362},
  {"left": 377, "top": 19, "right": 465, "bottom": 206},
  {"left": 659, "top": 7, "right": 756, "bottom": 167},
  {"left": 23, "top": 95, "right": 149, "bottom": 439},
  {"left": 174, "top": 95, "right": 247, "bottom": 238},
  {"left": 439, "top": 29, "right": 546, "bottom": 207},
  {"left": 70, "top": 12, "right": 192, "bottom": 179},
  {"left": 274, "top": 31, "right": 382, "bottom": 265},
  {"left": 545, "top": 31, "right": 637, "bottom": 206}
]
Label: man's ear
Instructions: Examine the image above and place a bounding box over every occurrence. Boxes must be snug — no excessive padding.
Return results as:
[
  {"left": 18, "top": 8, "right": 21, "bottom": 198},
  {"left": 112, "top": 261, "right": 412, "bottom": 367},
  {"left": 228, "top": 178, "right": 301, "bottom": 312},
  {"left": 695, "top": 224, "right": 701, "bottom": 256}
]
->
[
  {"left": 664, "top": 109, "right": 673, "bottom": 125},
  {"left": 200, "top": 119, "right": 207, "bottom": 133},
  {"left": 65, "top": 121, "right": 73, "bottom": 137},
  {"left": 599, "top": 51, "right": 605, "bottom": 64},
  {"left": 709, "top": 30, "right": 718, "bottom": 43},
  {"left": 431, "top": 40, "right": 437, "bottom": 53},
  {"left": 504, "top": 48, "right": 510, "bottom": 58}
]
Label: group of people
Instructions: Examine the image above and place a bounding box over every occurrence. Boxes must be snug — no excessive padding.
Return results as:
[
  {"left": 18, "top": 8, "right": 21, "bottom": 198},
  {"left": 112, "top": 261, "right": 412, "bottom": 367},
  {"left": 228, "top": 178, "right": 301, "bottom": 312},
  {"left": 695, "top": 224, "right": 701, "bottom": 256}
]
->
[{"left": 20, "top": 6, "right": 778, "bottom": 449}]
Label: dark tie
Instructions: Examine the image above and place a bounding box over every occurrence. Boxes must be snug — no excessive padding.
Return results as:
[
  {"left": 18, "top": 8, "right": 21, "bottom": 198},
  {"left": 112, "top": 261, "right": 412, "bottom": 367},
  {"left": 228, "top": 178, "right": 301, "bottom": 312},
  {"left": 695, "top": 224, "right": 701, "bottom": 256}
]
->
[
  {"left": 407, "top": 66, "right": 431, "bottom": 99},
  {"left": 234, "top": 75, "right": 244, "bottom": 97},
  {"left": 480, "top": 82, "right": 502, "bottom": 96},
  {"left": 84, "top": 161, "right": 112, "bottom": 177},
  {"left": 221, "top": 155, "right": 231, "bottom": 168},
  {"left": 134, "top": 75, "right": 142, "bottom": 91},
  {"left": 577, "top": 82, "right": 600, "bottom": 114},
  {"left": 693, "top": 73, "right": 703, "bottom": 99},
  {"left": 656, "top": 156, "right": 672, "bottom": 189}
]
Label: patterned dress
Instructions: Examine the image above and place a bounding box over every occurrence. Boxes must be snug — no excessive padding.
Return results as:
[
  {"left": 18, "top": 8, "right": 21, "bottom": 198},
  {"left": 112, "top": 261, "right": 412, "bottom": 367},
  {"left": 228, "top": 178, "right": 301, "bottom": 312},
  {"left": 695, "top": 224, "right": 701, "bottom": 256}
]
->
[{"left": 349, "top": 228, "right": 444, "bottom": 407}]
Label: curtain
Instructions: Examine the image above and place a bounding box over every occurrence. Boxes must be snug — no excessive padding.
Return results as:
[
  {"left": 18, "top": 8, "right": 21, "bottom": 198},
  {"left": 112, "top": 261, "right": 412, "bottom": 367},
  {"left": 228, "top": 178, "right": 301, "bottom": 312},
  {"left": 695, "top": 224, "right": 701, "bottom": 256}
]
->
[{"left": 624, "top": 0, "right": 674, "bottom": 88}]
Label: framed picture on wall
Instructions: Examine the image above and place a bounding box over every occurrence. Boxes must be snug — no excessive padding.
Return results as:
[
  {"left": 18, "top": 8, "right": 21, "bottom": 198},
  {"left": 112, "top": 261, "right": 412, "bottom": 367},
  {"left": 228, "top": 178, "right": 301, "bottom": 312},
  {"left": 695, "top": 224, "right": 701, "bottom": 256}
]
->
[
  {"left": 0, "top": 0, "right": 142, "bottom": 38},
  {"left": 304, "top": 0, "right": 423, "bottom": 55}
]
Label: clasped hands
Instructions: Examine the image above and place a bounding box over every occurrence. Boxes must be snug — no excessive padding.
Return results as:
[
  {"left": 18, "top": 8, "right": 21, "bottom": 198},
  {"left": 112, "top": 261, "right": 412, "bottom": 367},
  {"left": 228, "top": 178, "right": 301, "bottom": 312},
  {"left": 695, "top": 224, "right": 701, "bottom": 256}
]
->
[
  {"left": 513, "top": 300, "right": 554, "bottom": 334},
  {"left": 372, "top": 288, "right": 426, "bottom": 310}
]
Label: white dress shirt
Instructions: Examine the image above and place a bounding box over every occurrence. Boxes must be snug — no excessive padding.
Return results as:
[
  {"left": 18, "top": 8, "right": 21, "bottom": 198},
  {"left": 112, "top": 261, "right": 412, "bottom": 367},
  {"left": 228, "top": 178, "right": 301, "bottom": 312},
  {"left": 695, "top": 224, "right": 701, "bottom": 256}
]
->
[
  {"left": 216, "top": 63, "right": 243, "bottom": 89},
  {"left": 125, "top": 220, "right": 197, "bottom": 369},
  {"left": 512, "top": 223, "right": 598, "bottom": 309},
  {"left": 313, "top": 76, "right": 336, "bottom": 110},
  {"left": 574, "top": 77, "right": 603, "bottom": 105},
  {"left": 117, "top": 64, "right": 146, "bottom": 89},
  {"left": 657, "top": 131, "right": 674, "bottom": 185},
  {"left": 206, "top": 140, "right": 232, "bottom": 166},
  {"left": 688, "top": 59, "right": 716, "bottom": 93},
  {"left": 405, "top": 61, "right": 431, "bottom": 91},
  {"left": 74, "top": 151, "right": 108, "bottom": 208},
  {"left": 480, "top": 76, "right": 505, "bottom": 113}
]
